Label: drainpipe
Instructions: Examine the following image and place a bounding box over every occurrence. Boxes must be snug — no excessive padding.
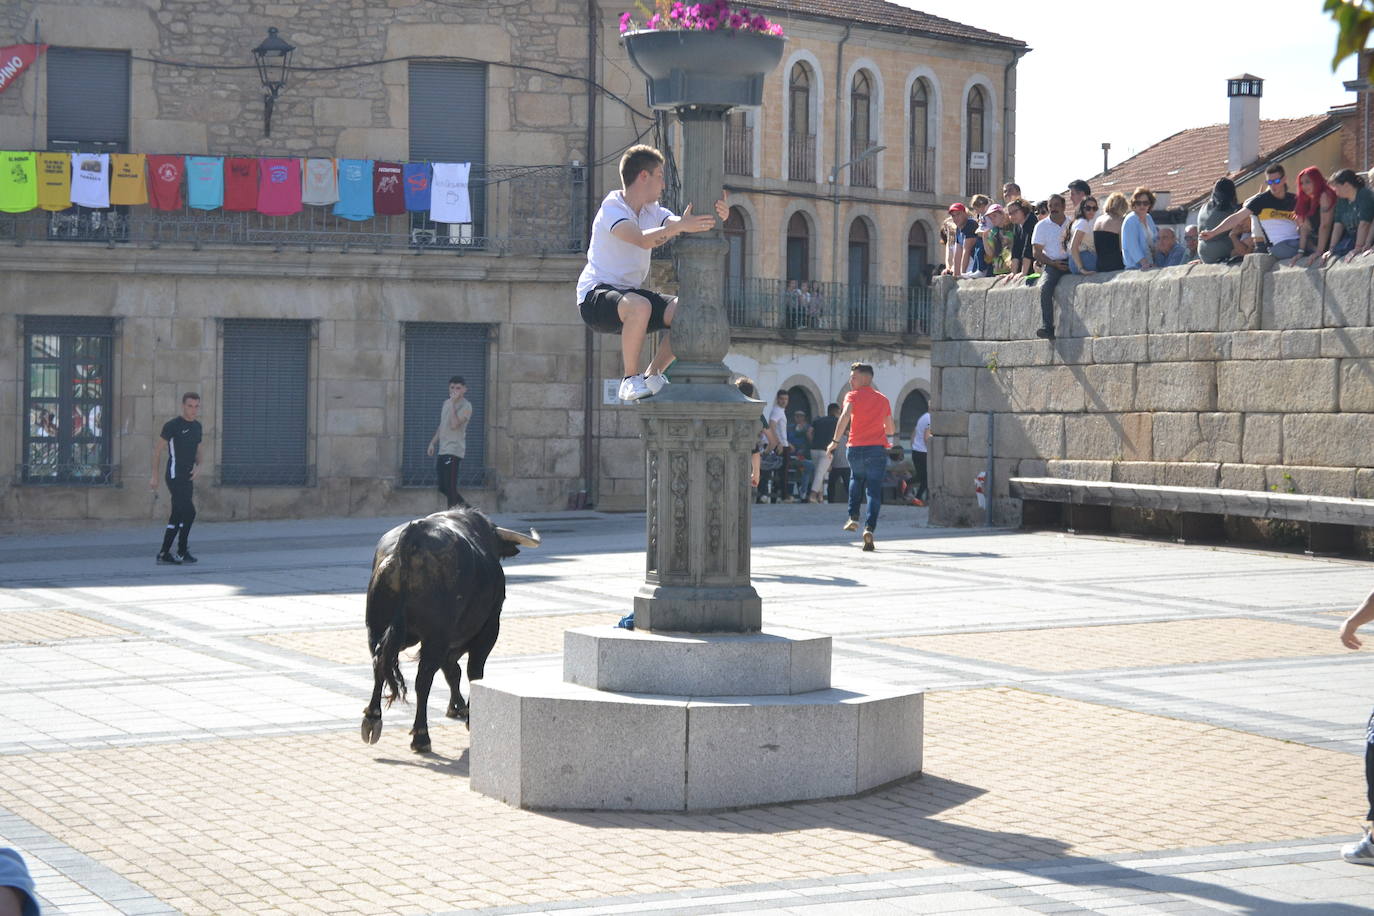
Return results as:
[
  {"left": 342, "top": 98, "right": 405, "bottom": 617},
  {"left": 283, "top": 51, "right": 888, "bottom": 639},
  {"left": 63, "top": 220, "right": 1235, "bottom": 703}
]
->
[
  {"left": 1001, "top": 51, "right": 1023, "bottom": 185},
  {"left": 829, "top": 25, "right": 851, "bottom": 291},
  {"left": 581, "top": 0, "right": 598, "bottom": 509}
]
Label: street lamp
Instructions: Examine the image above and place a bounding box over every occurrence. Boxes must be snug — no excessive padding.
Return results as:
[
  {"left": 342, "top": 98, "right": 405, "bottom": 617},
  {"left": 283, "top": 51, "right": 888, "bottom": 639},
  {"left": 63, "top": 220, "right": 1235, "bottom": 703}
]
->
[
  {"left": 252, "top": 27, "right": 295, "bottom": 138},
  {"left": 828, "top": 144, "right": 886, "bottom": 290}
]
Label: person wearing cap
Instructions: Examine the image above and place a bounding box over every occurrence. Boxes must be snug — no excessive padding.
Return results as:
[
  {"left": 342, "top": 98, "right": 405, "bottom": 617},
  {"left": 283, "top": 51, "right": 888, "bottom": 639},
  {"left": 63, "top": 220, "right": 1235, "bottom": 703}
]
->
[
  {"left": 979, "top": 204, "right": 1016, "bottom": 276},
  {"left": 950, "top": 202, "right": 987, "bottom": 277}
]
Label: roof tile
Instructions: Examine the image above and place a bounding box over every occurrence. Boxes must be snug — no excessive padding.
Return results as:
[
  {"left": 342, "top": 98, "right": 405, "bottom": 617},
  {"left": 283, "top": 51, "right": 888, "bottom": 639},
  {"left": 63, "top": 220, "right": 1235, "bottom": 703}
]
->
[{"left": 758, "top": 0, "right": 1027, "bottom": 48}]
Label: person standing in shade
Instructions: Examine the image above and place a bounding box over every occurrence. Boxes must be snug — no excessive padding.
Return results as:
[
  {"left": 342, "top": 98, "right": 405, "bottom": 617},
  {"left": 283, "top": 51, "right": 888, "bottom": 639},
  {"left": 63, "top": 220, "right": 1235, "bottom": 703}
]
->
[
  {"left": 910, "top": 409, "right": 931, "bottom": 506},
  {"left": 150, "top": 392, "right": 203, "bottom": 565},
  {"left": 808, "top": 402, "right": 840, "bottom": 503},
  {"left": 427, "top": 375, "right": 472, "bottom": 509},
  {"left": 1338, "top": 589, "right": 1374, "bottom": 866},
  {"left": 825, "top": 363, "right": 896, "bottom": 551}
]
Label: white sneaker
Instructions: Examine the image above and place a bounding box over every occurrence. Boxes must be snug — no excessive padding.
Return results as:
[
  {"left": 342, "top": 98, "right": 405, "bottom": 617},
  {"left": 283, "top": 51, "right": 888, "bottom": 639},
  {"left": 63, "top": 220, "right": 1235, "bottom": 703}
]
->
[
  {"left": 645, "top": 373, "right": 669, "bottom": 395},
  {"left": 1343, "top": 831, "right": 1374, "bottom": 865},
  {"left": 618, "top": 374, "right": 652, "bottom": 402}
]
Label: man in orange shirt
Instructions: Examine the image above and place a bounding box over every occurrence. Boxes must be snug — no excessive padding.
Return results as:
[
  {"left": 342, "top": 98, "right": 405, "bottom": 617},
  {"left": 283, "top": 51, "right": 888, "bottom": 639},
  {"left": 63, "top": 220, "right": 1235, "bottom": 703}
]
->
[{"left": 825, "top": 362, "right": 896, "bottom": 551}]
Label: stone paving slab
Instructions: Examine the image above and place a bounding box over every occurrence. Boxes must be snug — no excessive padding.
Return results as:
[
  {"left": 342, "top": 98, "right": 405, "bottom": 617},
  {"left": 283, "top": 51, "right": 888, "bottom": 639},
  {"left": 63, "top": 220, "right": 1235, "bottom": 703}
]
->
[{"left": 1, "top": 508, "right": 1373, "bottom": 914}]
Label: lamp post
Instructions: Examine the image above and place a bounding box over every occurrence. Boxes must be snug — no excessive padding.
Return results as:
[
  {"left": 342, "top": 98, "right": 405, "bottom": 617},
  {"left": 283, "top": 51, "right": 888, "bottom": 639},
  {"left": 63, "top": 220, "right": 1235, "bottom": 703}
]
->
[
  {"left": 251, "top": 27, "right": 294, "bottom": 138},
  {"left": 828, "top": 144, "right": 885, "bottom": 291}
]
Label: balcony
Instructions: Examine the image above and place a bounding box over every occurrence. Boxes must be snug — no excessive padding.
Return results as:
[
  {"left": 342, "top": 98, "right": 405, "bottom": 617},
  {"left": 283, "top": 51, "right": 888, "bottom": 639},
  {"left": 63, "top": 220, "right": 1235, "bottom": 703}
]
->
[
  {"left": 966, "top": 165, "right": 990, "bottom": 197},
  {"left": 909, "top": 146, "right": 935, "bottom": 193},
  {"left": 849, "top": 141, "right": 876, "bottom": 188},
  {"left": 0, "top": 164, "right": 586, "bottom": 256},
  {"left": 725, "top": 123, "right": 753, "bottom": 176},
  {"left": 725, "top": 278, "right": 931, "bottom": 337},
  {"left": 788, "top": 133, "right": 815, "bottom": 183}
]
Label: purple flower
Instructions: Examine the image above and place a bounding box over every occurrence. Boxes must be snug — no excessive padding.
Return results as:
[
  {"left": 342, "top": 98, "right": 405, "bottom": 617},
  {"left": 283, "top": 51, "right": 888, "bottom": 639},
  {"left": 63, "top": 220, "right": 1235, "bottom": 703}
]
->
[
  {"left": 703, "top": 15, "right": 718, "bottom": 29},
  {"left": 751, "top": 14, "right": 767, "bottom": 30},
  {"left": 647, "top": 13, "right": 660, "bottom": 28},
  {"left": 728, "top": 12, "right": 743, "bottom": 27}
]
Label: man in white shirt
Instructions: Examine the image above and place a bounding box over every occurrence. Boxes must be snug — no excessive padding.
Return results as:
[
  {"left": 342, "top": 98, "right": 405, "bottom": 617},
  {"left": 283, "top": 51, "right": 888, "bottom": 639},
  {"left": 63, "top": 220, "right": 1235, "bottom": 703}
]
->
[
  {"left": 910, "top": 410, "right": 931, "bottom": 506},
  {"left": 576, "top": 145, "right": 727, "bottom": 402},
  {"left": 1031, "top": 193, "right": 1070, "bottom": 340}
]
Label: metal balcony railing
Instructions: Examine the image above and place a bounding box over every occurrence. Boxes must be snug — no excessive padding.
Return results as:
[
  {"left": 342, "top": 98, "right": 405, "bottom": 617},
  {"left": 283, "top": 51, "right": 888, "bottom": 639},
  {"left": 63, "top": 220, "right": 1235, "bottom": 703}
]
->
[
  {"left": 850, "top": 141, "right": 876, "bottom": 187},
  {"left": 909, "top": 146, "right": 936, "bottom": 193},
  {"left": 788, "top": 133, "right": 815, "bottom": 183},
  {"left": 725, "top": 124, "right": 753, "bottom": 176},
  {"left": 966, "top": 165, "right": 990, "bottom": 197},
  {"left": 725, "top": 278, "right": 931, "bottom": 336},
  {"left": 0, "top": 163, "right": 587, "bottom": 255}
]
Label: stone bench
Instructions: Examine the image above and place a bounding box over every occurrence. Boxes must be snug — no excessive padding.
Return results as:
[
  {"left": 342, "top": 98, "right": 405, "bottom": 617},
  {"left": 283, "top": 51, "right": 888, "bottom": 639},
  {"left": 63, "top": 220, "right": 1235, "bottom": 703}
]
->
[{"left": 1009, "top": 476, "right": 1374, "bottom": 553}]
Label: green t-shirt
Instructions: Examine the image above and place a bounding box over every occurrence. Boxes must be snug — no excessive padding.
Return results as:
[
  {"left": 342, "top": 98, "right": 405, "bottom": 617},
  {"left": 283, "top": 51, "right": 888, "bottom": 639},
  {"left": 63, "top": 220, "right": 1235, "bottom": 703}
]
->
[
  {"left": 0, "top": 151, "right": 37, "bottom": 213},
  {"left": 1334, "top": 186, "right": 1374, "bottom": 235}
]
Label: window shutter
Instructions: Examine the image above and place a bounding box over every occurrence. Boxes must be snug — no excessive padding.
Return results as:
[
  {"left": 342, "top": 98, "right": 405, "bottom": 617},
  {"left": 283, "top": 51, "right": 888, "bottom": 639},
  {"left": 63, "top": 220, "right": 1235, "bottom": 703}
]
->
[
  {"left": 402, "top": 323, "right": 490, "bottom": 487},
  {"left": 221, "top": 319, "right": 311, "bottom": 486},
  {"left": 46, "top": 48, "right": 130, "bottom": 149}
]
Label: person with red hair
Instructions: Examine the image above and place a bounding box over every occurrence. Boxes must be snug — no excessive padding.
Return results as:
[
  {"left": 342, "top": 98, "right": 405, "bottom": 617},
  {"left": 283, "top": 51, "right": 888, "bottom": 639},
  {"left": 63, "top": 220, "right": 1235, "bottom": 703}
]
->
[{"left": 1293, "top": 165, "right": 1337, "bottom": 266}]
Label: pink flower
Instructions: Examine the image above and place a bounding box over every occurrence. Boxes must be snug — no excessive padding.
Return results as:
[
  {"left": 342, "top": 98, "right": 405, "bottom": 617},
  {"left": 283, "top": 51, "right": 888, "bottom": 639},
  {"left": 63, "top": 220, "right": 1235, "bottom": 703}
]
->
[
  {"left": 728, "top": 12, "right": 743, "bottom": 27},
  {"left": 751, "top": 14, "right": 767, "bottom": 30},
  {"left": 647, "top": 13, "right": 660, "bottom": 28},
  {"left": 619, "top": 10, "right": 632, "bottom": 31},
  {"left": 703, "top": 15, "right": 718, "bottom": 29},
  {"left": 768, "top": 23, "right": 783, "bottom": 35}
]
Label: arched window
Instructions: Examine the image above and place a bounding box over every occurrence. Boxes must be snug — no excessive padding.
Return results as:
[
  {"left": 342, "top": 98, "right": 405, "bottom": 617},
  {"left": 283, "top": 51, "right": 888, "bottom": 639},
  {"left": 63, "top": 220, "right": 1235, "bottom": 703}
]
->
[
  {"left": 907, "top": 222, "right": 931, "bottom": 334},
  {"left": 789, "top": 64, "right": 814, "bottom": 182},
  {"left": 847, "top": 218, "right": 871, "bottom": 329},
  {"left": 785, "top": 211, "right": 811, "bottom": 283},
  {"left": 849, "top": 71, "right": 874, "bottom": 187},
  {"left": 723, "top": 206, "right": 748, "bottom": 323},
  {"left": 909, "top": 79, "right": 933, "bottom": 191},
  {"left": 966, "top": 85, "right": 988, "bottom": 196}
]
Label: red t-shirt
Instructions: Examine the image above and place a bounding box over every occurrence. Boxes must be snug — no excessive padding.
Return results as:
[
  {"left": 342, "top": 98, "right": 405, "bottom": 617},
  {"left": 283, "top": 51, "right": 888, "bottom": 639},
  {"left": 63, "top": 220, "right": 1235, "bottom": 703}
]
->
[
  {"left": 373, "top": 161, "right": 405, "bottom": 215},
  {"left": 146, "top": 155, "right": 185, "bottom": 211},
  {"left": 844, "top": 386, "right": 891, "bottom": 446},
  {"left": 224, "top": 158, "right": 258, "bottom": 211}
]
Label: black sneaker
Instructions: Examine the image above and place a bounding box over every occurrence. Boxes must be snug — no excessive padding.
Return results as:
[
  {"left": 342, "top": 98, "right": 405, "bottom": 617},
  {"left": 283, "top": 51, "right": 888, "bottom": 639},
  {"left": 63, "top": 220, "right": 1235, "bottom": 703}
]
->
[
  {"left": 156, "top": 552, "right": 182, "bottom": 565},
  {"left": 177, "top": 551, "right": 198, "bottom": 564},
  {"left": 1035, "top": 326, "right": 1056, "bottom": 340}
]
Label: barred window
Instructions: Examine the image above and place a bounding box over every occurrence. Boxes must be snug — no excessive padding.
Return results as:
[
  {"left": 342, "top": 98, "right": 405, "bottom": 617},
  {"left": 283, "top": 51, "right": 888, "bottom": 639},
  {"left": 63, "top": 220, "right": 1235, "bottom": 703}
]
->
[
  {"left": 221, "top": 319, "right": 312, "bottom": 486},
  {"left": 402, "top": 323, "right": 491, "bottom": 487},
  {"left": 22, "top": 316, "right": 115, "bottom": 484}
]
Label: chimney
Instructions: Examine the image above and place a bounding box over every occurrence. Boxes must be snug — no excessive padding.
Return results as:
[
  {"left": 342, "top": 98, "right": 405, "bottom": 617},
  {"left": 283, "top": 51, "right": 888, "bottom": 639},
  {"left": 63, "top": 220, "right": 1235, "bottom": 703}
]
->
[{"left": 1227, "top": 74, "right": 1263, "bottom": 171}]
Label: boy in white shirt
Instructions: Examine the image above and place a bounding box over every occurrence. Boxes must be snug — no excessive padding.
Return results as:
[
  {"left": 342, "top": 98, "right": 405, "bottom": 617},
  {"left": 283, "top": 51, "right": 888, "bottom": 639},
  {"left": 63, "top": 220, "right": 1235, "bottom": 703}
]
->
[{"left": 576, "top": 145, "right": 727, "bottom": 401}]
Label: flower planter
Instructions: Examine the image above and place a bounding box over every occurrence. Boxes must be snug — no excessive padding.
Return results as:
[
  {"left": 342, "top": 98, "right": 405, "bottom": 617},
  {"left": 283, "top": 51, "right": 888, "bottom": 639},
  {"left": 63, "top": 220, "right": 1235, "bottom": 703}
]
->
[{"left": 623, "top": 29, "right": 784, "bottom": 110}]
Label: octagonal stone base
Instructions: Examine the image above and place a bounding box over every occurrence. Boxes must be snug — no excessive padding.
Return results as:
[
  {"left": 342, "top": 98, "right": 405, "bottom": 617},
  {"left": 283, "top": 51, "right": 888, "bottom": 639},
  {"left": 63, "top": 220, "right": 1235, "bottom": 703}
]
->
[{"left": 469, "top": 673, "right": 923, "bottom": 811}]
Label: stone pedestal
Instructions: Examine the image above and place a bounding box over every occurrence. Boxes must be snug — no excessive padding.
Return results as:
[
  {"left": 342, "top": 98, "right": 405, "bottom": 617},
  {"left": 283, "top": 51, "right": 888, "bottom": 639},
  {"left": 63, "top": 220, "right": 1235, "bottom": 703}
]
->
[{"left": 468, "top": 76, "right": 923, "bottom": 812}]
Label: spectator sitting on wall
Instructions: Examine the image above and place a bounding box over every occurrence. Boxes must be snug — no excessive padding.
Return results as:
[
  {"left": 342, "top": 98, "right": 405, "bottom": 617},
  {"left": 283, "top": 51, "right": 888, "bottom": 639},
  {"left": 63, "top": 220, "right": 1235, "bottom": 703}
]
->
[
  {"left": 1293, "top": 165, "right": 1338, "bottom": 266},
  {"left": 1327, "top": 168, "right": 1374, "bottom": 261},
  {"left": 979, "top": 204, "right": 1016, "bottom": 276},
  {"left": 1001, "top": 181, "right": 1022, "bottom": 206},
  {"left": 1067, "top": 178, "right": 1091, "bottom": 212},
  {"left": 1093, "top": 192, "right": 1127, "bottom": 272},
  {"left": 1031, "top": 193, "right": 1070, "bottom": 339},
  {"left": 1153, "top": 226, "right": 1190, "bottom": 268},
  {"left": 940, "top": 218, "right": 959, "bottom": 276},
  {"left": 1034, "top": 200, "right": 1050, "bottom": 219},
  {"left": 1184, "top": 224, "right": 1199, "bottom": 259},
  {"left": 949, "top": 203, "right": 987, "bottom": 278},
  {"left": 1197, "top": 178, "right": 1247, "bottom": 264},
  {"left": 1201, "top": 162, "right": 1299, "bottom": 260},
  {"left": 1068, "top": 196, "right": 1098, "bottom": 274},
  {"left": 1003, "top": 197, "right": 1038, "bottom": 283},
  {"left": 1122, "top": 187, "right": 1159, "bottom": 271}
]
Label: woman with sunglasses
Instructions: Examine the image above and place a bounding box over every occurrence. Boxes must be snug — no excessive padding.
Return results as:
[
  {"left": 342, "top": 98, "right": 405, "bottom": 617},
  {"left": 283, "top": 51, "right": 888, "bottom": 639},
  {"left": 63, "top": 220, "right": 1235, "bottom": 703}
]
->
[
  {"left": 1067, "top": 196, "right": 1098, "bottom": 274},
  {"left": 1121, "top": 187, "right": 1158, "bottom": 271}
]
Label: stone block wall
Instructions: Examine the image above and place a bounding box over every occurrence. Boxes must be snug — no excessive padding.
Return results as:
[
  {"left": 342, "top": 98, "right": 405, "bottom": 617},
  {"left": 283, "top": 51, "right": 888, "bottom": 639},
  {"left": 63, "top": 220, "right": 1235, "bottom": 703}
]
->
[{"left": 928, "top": 255, "right": 1374, "bottom": 527}]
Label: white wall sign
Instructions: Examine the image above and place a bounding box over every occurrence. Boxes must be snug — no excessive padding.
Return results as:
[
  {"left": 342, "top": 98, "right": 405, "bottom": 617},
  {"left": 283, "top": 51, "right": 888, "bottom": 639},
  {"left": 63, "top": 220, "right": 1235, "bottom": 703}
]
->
[{"left": 969, "top": 151, "right": 988, "bottom": 169}]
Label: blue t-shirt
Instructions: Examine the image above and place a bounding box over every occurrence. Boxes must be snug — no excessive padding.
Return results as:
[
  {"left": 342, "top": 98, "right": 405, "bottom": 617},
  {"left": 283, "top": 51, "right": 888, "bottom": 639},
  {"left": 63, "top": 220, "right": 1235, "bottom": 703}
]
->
[
  {"left": 957, "top": 217, "right": 986, "bottom": 274},
  {"left": 333, "top": 159, "right": 374, "bottom": 221},
  {"left": 0, "top": 848, "right": 40, "bottom": 916},
  {"left": 185, "top": 157, "right": 224, "bottom": 210},
  {"left": 403, "top": 163, "right": 432, "bottom": 212}
]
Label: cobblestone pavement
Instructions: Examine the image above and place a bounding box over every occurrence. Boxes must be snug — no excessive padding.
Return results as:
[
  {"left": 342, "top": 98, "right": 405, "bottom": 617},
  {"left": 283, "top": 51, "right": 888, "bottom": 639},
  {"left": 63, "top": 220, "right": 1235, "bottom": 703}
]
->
[{"left": 2, "top": 504, "right": 1373, "bottom": 915}]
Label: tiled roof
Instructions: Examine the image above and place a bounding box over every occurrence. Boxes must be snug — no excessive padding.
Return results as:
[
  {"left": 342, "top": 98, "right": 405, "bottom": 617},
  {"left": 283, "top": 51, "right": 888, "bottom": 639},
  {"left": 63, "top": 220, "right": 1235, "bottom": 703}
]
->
[
  {"left": 1089, "top": 114, "right": 1335, "bottom": 210},
  {"left": 758, "top": 0, "right": 1027, "bottom": 48}
]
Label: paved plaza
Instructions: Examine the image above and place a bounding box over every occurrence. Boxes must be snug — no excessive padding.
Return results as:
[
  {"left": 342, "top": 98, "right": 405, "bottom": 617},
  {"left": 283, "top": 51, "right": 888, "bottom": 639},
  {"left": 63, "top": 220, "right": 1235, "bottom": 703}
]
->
[{"left": 2, "top": 503, "right": 1374, "bottom": 915}]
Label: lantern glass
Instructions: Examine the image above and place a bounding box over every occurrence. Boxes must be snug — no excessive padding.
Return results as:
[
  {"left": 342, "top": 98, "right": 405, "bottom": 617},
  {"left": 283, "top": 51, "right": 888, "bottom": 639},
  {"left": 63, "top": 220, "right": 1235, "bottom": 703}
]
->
[{"left": 252, "top": 27, "right": 294, "bottom": 94}]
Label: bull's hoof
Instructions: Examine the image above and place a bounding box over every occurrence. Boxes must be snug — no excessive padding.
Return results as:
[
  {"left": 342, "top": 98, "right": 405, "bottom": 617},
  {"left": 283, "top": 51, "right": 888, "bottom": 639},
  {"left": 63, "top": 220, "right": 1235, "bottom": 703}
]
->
[
  {"left": 361, "top": 714, "right": 382, "bottom": 745},
  {"left": 446, "top": 702, "right": 469, "bottom": 722},
  {"left": 410, "top": 730, "right": 431, "bottom": 754}
]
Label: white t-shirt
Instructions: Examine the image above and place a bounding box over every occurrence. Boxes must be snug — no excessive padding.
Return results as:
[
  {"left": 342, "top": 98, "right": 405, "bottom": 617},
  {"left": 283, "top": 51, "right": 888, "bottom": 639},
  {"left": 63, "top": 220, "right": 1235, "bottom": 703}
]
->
[
  {"left": 766, "top": 404, "right": 788, "bottom": 441},
  {"left": 1031, "top": 214, "right": 1069, "bottom": 261},
  {"left": 1070, "top": 217, "right": 1096, "bottom": 251},
  {"left": 912, "top": 412, "right": 931, "bottom": 453},
  {"left": 576, "top": 190, "right": 674, "bottom": 304}
]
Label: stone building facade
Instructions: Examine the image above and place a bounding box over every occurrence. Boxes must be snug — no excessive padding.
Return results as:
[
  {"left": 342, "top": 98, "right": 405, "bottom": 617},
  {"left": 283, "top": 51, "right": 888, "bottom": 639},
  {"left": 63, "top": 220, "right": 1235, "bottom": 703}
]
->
[{"left": 0, "top": 0, "right": 1023, "bottom": 522}]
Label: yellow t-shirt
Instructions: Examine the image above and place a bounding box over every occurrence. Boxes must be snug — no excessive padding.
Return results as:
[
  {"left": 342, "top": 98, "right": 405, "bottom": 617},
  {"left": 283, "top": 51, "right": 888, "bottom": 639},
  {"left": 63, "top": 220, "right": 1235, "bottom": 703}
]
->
[
  {"left": 110, "top": 153, "right": 148, "bottom": 205},
  {"left": 36, "top": 153, "right": 71, "bottom": 211},
  {"left": 0, "top": 151, "right": 37, "bottom": 212}
]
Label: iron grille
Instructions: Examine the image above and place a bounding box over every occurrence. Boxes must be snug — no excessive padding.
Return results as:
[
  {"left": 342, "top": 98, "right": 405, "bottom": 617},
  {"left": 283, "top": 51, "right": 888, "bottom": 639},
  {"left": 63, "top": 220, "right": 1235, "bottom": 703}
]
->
[
  {"left": 401, "top": 323, "right": 491, "bottom": 488},
  {"left": 21, "top": 315, "right": 116, "bottom": 484},
  {"left": 221, "top": 319, "right": 311, "bottom": 485}
]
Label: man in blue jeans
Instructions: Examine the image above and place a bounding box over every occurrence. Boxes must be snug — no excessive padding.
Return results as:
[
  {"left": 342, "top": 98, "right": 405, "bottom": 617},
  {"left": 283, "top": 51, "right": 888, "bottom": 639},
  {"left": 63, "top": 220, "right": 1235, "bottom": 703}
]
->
[{"left": 824, "top": 363, "right": 895, "bottom": 551}]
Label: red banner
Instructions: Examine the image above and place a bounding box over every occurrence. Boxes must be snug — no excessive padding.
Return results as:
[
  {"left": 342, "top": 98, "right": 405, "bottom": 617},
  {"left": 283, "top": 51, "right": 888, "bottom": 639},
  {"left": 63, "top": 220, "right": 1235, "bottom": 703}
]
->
[{"left": 0, "top": 44, "right": 46, "bottom": 95}]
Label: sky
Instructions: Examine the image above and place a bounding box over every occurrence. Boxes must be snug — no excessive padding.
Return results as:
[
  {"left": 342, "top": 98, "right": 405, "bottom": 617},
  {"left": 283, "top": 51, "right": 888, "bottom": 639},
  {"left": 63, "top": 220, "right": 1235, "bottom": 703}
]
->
[{"left": 893, "top": 0, "right": 1361, "bottom": 196}]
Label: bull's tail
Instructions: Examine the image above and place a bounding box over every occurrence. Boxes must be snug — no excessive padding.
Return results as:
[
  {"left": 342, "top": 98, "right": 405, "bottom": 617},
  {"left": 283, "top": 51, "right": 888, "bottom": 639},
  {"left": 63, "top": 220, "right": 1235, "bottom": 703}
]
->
[{"left": 369, "top": 526, "right": 421, "bottom": 707}]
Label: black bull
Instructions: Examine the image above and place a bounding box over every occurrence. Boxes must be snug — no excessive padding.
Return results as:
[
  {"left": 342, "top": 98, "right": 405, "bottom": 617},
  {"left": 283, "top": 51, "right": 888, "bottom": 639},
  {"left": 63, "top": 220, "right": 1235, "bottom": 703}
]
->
[{"left": 360, "top": 507, "right": 539, "bottom": 753}]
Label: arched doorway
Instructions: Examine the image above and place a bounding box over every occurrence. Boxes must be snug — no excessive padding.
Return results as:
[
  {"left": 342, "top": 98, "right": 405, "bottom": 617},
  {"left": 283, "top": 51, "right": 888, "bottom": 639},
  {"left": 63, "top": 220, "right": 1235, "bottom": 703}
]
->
[
  {"left": 899, "top": 388, "right": 930, "bottom": 444},
  {"left": 723, "top": 206, "right": 748, "bottom": 324},
  {"left": 785, "top": 385, "right": 814, "bottom": 425},
  {"left": 847, "top": 218, "right": 871, "bottom": 330},
  {"left": 907, "top": 221, "right": 931, "bottom": 334},
  {"left": 786, "top": 211, "right": 811, "bottom": 283}
]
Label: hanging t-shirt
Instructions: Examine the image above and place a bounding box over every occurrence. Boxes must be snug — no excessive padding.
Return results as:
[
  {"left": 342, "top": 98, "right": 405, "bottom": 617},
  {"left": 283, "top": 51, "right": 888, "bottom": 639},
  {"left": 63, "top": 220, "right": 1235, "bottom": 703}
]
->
[
  {"left": 1244, "top": 189, "right": 1299, "bottom": 246},
  {"left": 0, "top": 151, "right": 38, "bottom": 213},
  {"left": 108, "top": 154, "right": 148, "bottom": 206},
  {"left": 333, "top": 159, "right": 374, "bottom": 221},
  {"left": 403, "top": 162, "right": 431, "bottom": 212},
  {"left": 36, "top": 152, "right": 71, "bottom": 211},
  {"left": 301, "top": 158, "right": 338, "bottom": 205},
  {"left": 373, "top": 161, "right": 405, "bottom": 216},
  {"left": 70, "top": 153, "right": 110, "bottom": 209},
  {"left": 430, "top": 162, "right": 471, "bottom": 224},
  {"left": 257, "top": 158, "right": 302, "bottom": 216},
  {"left": 145, "top": 155, "right": 185, "bottom": 211},
  {"left": 186, "top": 156, "right": 224, "bottom": 210},
  {"left": 224, "top": 158, "right": 258, "bottom": 211}
]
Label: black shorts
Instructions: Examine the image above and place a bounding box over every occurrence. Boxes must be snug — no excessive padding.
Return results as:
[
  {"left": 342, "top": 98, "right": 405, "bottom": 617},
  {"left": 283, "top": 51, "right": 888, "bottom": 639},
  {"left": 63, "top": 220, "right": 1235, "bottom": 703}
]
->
[{"left": 579, "top": 285, "right": 671, "bottom": 335}]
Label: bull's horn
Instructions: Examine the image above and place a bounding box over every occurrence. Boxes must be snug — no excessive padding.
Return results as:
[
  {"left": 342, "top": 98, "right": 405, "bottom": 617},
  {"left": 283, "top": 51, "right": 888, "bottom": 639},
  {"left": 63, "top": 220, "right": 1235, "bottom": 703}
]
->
[{"left": 496, "top": 526, "right": 541, "bottom": 548}]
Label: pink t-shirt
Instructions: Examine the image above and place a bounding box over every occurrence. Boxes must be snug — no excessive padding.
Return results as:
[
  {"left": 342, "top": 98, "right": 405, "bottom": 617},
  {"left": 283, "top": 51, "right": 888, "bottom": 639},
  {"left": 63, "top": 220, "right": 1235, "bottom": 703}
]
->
[{"left": 257, "top": 158, "right": 302, "bottom": 216}]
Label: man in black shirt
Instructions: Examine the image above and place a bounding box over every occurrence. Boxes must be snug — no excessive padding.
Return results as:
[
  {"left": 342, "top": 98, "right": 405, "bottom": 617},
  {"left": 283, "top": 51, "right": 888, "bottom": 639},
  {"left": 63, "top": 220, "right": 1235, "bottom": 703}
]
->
[
  {"left": 150, "top": 392, "right": 204, "bottom": 565},
  {"left": 1005, "top": 198, "right": 1038, "bottom": 281},
  {"left": 806, "top": 403, "right": 841, "bottom": 503}
]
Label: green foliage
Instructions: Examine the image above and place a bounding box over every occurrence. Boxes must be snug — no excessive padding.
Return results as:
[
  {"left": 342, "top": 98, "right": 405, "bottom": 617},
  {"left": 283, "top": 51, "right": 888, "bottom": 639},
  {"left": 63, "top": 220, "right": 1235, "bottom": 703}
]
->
[{"left": 1326, "top": 0, "right": 1374, "bottom": 70}]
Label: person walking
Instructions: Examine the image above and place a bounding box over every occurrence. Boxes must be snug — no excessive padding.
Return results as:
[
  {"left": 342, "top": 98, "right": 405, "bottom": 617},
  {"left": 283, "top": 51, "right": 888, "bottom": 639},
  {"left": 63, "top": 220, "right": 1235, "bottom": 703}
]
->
[
  {"left": 825, "top": 363, "right": 895, "bottom": 551},
  {"left": 1339, "top": 589, "right": 1374, "bottom": 865},
  {"left": 150, "top": 392, "right": 203, "bottom": 565},
  {"left": 910, "top": 408, "right": 931, "bottom": 506},
  {"left": 426, "top": 375, "right": 473, "bottom": 508}
]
